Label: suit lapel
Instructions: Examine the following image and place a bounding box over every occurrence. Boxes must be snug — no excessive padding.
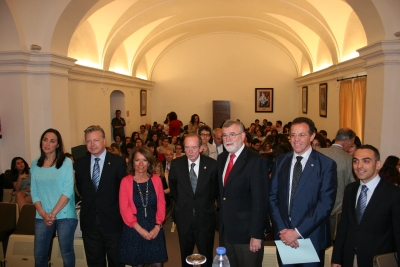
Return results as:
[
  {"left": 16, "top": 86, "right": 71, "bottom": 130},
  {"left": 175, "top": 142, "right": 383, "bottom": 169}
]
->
[
  {"left": 98, "top": 152, "right": 112, "bottom": 191},
  {"left": 182, "top": 156, "right": 195, "bottom": 196},
  {"left": 196, "top": 156, "right": 207, "bottom": 195},
  {"left": 349, "top": 183, "right": 359, "bottom": 224},
  {"left": 280, "top": 152, "right": 293, "bottom": 206}
]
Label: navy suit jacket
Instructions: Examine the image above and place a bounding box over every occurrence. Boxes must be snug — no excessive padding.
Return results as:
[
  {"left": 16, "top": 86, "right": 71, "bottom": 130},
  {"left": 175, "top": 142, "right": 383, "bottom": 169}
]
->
[
  {"left": 332, "top": 178, "right": 400, "bottom": 267},
  {"left": 75, "top": 151, "right": 126, "bottom": 234},
  {"left": 217, "top": 146, "right": 270, "bottom": 244},
  {"left": 270, "top": 149, "right": 337, "bottom": 251}
]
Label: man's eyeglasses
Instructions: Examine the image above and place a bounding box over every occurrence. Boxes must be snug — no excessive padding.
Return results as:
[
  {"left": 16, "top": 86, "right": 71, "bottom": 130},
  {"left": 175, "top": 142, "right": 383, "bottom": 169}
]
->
[
  {"left": 222, "top": 132, "right": 243, "bottom": 139},
  {"left": 290, "top": 133, "right": 309, "bottom": 139}
]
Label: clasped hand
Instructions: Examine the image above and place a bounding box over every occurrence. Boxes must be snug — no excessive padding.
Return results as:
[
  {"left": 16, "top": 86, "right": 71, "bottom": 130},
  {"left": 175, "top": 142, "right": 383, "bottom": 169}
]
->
[
  {"left": 279, "top": 229, "right": 300, "bottom": 248},
  {"left": 138, "top": 226, "right": 160, "bottom": 240},
  {"left": 41, "top": 212, "right": 56, "bottom": 227}
]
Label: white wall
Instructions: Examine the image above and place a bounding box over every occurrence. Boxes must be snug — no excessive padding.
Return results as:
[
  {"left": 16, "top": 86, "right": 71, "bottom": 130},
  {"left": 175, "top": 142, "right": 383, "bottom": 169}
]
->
[{"left": 151, "top": 33, "right": 299, "bottom": 128}]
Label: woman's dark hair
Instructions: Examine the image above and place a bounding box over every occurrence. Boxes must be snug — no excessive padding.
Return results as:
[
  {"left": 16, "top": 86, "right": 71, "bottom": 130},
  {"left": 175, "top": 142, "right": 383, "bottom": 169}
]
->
[
  {"left": 313, "top": 133, "right": 327, "bottom": 148},
  {"left": 130, "top": 131, "right": 139, "bottom": 141},
  {"left": 127, "top": 146, "right": 155, "bottom": 175},
  {"left": 354, "top": 136, "right": 362, "bottom": 148},
  {"left": 190, "top": 114, "right": 200, "bottom": 124},
  {"left": 64, "top": 153, "right": 75, "bottom": 161},
  {"left": 273, "top": 143, "right": 293, "bottom": 159},
  {"left": 169, "top": 111, "right": 178, "bottom": 121},
  {"left": 11, "top": 157, "right": 30, "bottom": 180},
  {"left": 37, "top": 128, "right": 66, "bottom": 169},
  {"left": 379, "top": 155, "right": 400, "bottom": 185}
]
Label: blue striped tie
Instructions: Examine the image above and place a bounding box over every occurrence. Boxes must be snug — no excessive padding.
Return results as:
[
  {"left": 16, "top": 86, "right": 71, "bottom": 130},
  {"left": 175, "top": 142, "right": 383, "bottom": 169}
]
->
[
  {"left": 356, "top": 185, "right": 368, "bottom": 224},
  {"left": 92, "top": 158, "right": 100, "bottom": 191},
  {"left": 189, "top": 163, "right": 197, "bottom": 193}
]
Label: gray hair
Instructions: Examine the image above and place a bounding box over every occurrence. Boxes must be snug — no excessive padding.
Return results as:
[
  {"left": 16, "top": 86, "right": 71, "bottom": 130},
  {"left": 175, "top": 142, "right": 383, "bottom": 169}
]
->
[
  {"left": 84, "top": 125, "right": 105, "bottom": 138},
  {"left": 335, "top": 128, "right": 356, "bottom": 141},
  {"left": 222, "top": 120, "right": 244, "bottom": 132},
  {"left": 184, "top": 133, "right": 202, "bottom": 147}
]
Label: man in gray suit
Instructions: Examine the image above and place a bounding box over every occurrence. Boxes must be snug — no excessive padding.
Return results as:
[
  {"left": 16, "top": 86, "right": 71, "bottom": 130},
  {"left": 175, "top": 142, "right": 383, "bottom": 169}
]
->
[{"left": 318, "top": 128, "right": 356, "bottom": 240}]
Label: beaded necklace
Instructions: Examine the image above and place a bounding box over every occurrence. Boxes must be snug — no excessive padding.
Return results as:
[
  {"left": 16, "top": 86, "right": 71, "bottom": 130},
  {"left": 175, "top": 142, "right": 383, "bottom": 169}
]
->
[{"left": 135, "top": 178, "right": 149, "bottom": 217}]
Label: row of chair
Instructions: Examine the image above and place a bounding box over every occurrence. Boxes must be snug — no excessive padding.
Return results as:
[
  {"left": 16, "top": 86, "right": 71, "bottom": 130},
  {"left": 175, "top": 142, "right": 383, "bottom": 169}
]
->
[{"left": 0, "top": 203, "right": 87, "bottom": 267}]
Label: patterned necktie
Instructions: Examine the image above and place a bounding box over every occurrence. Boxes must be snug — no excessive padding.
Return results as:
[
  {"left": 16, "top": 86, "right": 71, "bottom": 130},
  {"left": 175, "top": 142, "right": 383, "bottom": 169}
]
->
[
  {"left": 289, "top": 156, "right": 303, "bottom": 215},
  {"left": 189, "top": 163, "right": 197, "bottom": 193},
  {"left": 224, "top": 154, "right": 236, "bottom": 186},
  {"left": 356, "top": 185, "right": 368, "bottom": 224},
  {"left": 92, "top": 158, "right": 100, "bottom": 191}
]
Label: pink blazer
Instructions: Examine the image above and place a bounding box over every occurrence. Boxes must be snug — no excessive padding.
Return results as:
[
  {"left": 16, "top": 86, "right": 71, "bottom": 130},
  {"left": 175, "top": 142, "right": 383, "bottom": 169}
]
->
[{"left": 119, "top": 174, "right": 166, "bottom": 227}]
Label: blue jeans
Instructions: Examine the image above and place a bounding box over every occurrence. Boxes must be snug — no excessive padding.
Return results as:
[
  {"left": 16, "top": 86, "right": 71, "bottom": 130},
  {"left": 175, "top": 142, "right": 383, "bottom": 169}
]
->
[{"left": 34, "top": 218, "right": 78, "bottom": 267}]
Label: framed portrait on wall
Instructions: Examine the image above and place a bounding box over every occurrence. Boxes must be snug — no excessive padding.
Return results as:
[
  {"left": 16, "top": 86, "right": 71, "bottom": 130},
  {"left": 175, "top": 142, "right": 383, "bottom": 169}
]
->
[
  {"left": 319, "top": 83, "right": 328, "bottom": 117},
  {"left": 255, "top": 88, "right": 273, "bottom": 112},
  {"left": 140, "top": 90, "right": 147, "bottom": 116},
  {"left": 302, "top": 86, "right": 308, "bottom": 114}
]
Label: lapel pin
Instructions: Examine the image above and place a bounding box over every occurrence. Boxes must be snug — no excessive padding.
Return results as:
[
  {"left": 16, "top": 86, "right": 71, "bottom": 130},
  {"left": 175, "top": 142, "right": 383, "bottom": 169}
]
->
[
  {"left": 204, "top": 166, "right": 207, "bottom": 169},
  {"left": 311, "top": 164, "right": 314, "bottom": 167},
  {"left": 108, "top": 162, "right": 111, "bottom": 165}
]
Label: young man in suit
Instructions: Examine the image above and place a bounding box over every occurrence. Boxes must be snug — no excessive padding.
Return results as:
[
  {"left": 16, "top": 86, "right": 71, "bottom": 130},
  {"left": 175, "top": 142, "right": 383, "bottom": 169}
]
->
[
  {"left": 331, "top": 145, "right": 400, "bottom": 267},
  {"left": 270, "top": 117, "right": 337, "bottom": 267},
  {"left": 217, "top": 120, "right": 270, "bottom": 267},
  {"left": 75, "top": 125, "right": 126, "bottom": 267},
  {"left": 169, "top": 133, "right": 218, "bottom": 267}
]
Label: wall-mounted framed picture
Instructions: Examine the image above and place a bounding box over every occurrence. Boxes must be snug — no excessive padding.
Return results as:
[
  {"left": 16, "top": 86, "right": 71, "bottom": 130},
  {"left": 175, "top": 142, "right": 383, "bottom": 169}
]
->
[
  {"left": 302, "top": 86, "right": 308, "bottom": 114},
  {"left": 140, "top": 90, "right": 147, "bottom": 116},
  {"left": 319, "top": 83, "right": 328, "bottom": 117},
  {"left": 255, "top": 88, "right": 273, "bottom": 112}
]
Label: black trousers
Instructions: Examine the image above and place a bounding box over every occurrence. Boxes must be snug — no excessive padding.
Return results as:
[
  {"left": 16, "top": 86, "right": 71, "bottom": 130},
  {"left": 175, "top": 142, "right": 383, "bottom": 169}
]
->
[
  {"left": 221, "top": 234, "right": 264, "bottom": 267},
  {"left": 82, "top": 216, "right": 124, "bottom": 267},
  {"left": 177, "top": 215, "right": 215, "bottom": 267}
]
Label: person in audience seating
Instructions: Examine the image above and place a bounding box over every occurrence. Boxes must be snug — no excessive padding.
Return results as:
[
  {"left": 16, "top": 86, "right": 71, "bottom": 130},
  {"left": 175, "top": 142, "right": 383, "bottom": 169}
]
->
[
  {"left": 188, "top": 114, "right": 200, "bottom": 134},
  {"left": 347, "top": 136, "right": 362, "bottom": 155},
  {"left": 139, "top": 125, "right": 147, "bottom": 142},
  {"left": 147, "top": 132, "right": 159, "bottom": 147},
  {"left": 253, "top": 129, "right": 265, "bottom": 142},
  {"left": 163, "top": 149, "right": 174, "bottom": 172},
  {"left": 331, "top": 145, "right": 400, "bottom": 267},
  {"left": 118, "top": 146, "right": 167, "bottom": 267},
  {"left": 259, "top": 140, "right": 273, "bottom": 154},
  {"left": 174, "top": 144, "right": 185, "bottom": 158},
  {"left": 31, "top": 128, "right": 77, "bottom": 267},
  {"left": 212, "top": 128, "right": 225, "bottom": 155},
  {"left": 11, "top": 157, "right": 32, "bottom": 211},
  {"left": 147, "top": 141, "right": 165, "bottom": 161},
  {"left": 131, "top": 131, "right": 139, "bottom": 142},
  {"left": 311, "top": 133, "right": 327, "bottom": 149},
  {"left": 153, "top": 158, "right": 171, "bottom": 211},
  {"left": 135, "top": 138, "right": 143, "bottom": 147},
  {"left": 199, "top": 125, "right": 217, "bottom": 160},
  {"left": 157, "top": 136, "right": 174, "bottom": 155},
  {"left": 282, "top": 124, "right": 290, "bottom": 134},
  {"left": 275, "top": 120, "right": 283, "bottom": 133},
  {"left": 266, "top": 129, "right": 278, "bottom": 147},
  {"left": 113, "top": 134, "right": 122, "bottom": 147},
  {"left": 379, "top": 155, "right": 400, "bottom": 186},
  {"left": 250, "top": 138, "right": 261, "bottom": 152}
]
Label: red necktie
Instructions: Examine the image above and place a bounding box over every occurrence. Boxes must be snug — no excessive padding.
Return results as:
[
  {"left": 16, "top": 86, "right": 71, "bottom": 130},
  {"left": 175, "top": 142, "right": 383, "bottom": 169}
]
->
[{"left": 224, "top": 154, "right": 236, "bottom": 186}]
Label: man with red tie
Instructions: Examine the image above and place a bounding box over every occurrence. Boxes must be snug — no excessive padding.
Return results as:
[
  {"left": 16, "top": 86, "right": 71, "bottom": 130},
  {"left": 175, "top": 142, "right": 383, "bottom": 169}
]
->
[{"left": 217, "top": 120, "right": 270, "bottom": 267}]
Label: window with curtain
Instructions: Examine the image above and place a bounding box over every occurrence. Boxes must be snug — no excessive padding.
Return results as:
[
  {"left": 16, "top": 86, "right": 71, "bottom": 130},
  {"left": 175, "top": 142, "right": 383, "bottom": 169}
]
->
[{"left": 339, "top": 77, "right": 367, "bottom": 142}]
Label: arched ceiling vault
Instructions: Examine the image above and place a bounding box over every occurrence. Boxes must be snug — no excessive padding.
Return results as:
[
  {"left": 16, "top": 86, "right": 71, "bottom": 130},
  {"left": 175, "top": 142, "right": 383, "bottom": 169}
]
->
[{"left": 63, "top": 0, "right": 375, "bottom": 79}]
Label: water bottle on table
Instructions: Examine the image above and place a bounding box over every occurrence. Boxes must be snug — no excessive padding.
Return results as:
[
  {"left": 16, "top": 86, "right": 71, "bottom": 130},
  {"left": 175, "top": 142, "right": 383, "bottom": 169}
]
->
[{"left": 212, "top": 247, "right": 230, "bottom": 267}]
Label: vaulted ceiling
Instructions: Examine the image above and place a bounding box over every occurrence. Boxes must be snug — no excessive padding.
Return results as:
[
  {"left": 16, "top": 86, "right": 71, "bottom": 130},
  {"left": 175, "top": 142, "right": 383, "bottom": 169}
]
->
[{"left": 66, "top": 0, "right": 368, "bottom": 79}]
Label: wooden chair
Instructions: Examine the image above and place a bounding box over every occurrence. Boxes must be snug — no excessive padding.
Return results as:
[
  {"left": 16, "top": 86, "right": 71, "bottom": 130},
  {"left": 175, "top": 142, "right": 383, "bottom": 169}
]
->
[{"left": 373, "top": 252, "right": 398, "bottom": 267}]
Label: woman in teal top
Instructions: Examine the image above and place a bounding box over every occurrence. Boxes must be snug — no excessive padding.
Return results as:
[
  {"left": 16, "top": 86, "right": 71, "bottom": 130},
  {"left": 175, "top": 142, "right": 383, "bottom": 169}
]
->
[{"left": 31, "top": 128, "right": 77, "bottom": 267}]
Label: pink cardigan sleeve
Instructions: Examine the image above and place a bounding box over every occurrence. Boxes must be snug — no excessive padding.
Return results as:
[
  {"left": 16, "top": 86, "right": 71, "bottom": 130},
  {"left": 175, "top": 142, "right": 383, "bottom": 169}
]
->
[
  {"left": 152, "top": 174, "right": 166, "bottom": 225},
  {"left": 119, "top": 174, "right": 138, "bottom": 227}
]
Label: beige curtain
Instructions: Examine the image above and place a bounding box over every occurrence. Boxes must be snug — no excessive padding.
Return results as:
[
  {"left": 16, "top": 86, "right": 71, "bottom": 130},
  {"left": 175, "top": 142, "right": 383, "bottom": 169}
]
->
[
  {"left": 352, "top": 78, "right": 367, "bottom": 142},
  {"left": 339, "top": 80, "right": 353, "bottom": 128}
]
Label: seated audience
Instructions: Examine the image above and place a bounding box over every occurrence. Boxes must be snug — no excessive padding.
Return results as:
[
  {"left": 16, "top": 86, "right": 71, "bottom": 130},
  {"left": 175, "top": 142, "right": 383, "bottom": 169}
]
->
[
  {"left": 347, "top": 135, "right": 361, "bottom": 155},
  {"left": 379, "top": 155, "right": 400, "bottom": 186},
  {"left": 147, "top": 142, "right": 165, "bottom": 161},
  {"left": 174, "top": 144, "right": 184, "bottom": 159},
  {"left": 249, "top": 138, "right": 261, "bottom": 152},
  {"left": 311, "top": 133, "right": 327, "bottom": 149},
  {"left": 135, "top": 138, "right": 143, "bottom": 147},
  {"left": 259, "top": 140, "right": 273, "bottom": 154},
  {"left": 157, "top": 136, "right": 174, "bottom": 155},
  {"left": 153, "top": 158, "right": 171, "bottom": 210},
  {"left": 11, "top": 157, "right": 32, "bottom": 211},
  {"left": 253, "top": 129, "right": 265, "bottom": 142}
]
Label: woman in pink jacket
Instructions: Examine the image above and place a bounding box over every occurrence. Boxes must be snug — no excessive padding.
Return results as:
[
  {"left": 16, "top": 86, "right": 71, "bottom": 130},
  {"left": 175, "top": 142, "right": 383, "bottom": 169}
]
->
[{"left": 118, "top": 146, "right": 167, "bottom": 267}]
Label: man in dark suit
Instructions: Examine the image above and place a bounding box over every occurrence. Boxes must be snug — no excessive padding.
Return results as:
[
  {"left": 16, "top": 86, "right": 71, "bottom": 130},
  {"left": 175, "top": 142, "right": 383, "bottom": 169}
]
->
[
  {"left": 217, "top": 120, "right": 270, "bottom": 267},
  {"left": 169, "top": 133, "right": 218, "bottom": 267},
  {"left": 331, "top": 145, "right": 400, "bottom": 267},
  {"left": 75, "top": 125, "right": 126, "bottom": 267},
  {"left": 270, "top": 117, "right": 337, "bottom": 267}
]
